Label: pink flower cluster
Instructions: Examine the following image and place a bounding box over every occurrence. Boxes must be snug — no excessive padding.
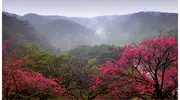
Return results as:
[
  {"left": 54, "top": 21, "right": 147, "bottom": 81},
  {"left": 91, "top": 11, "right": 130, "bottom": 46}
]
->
[
  {"left": 91, "top": 34, "right": 178, "bottom": 99},
  {"left": 3, "top": 40, "right": 66, "bottom": 98}
]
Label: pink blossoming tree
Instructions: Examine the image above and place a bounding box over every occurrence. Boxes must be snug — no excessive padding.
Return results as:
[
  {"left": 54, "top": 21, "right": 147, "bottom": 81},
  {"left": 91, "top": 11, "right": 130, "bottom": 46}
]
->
[
  {"left": 3, "top": 40, "right": 66, "bottom": 99},
  {"left": 91, "top": 34, "right": 178, "bottom": 99}
]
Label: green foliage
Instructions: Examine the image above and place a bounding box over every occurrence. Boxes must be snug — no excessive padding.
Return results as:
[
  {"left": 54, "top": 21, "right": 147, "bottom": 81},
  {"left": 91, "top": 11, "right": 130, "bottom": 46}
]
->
[
  {"left": 69, "top": 44, "right": 122, "bottom": 67},
  {"left": 16, "top": 43, "right": 54, "bottom": 67},
  {"left": 167, "top": 28, "right": 178, "bottom": 39},
  {"left": 88, "top": 58, "right": 97, "bottom": 65},
  {"left": 15, "top": 43, "right": 73, "bottom": 77}
]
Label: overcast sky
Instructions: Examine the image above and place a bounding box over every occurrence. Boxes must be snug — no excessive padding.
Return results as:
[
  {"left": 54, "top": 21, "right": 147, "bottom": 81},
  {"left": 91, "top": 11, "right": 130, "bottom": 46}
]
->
[{"left": 3, "top": 0, "right": 178, "bottom": 17}]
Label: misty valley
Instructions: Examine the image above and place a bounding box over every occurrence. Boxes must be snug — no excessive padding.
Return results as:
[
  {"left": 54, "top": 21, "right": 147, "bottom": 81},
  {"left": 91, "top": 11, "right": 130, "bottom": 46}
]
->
[{"left": 3, "top": 11, "right": 178, "bottom": 100}]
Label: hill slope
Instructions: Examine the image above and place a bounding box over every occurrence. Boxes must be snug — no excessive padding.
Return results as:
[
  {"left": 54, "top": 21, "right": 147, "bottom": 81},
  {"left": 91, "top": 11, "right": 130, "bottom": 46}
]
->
[
  {"left": 87, "top": 12, "right": 178, "bottom": 45},
  {"left": 10, "top": 11, "right": 177, "bottom": 49},
  {"left": 3, "top": 12, "right": 57, "bottom": 53},
  {"left": 21, "top": 13, "right": 99, "bottom": 50}
]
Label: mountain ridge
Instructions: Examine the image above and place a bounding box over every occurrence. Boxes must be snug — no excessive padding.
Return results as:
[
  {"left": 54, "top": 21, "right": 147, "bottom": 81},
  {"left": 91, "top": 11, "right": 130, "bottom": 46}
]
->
[{"left": 3, "top": 11, "right": 178, "bottom": 50}]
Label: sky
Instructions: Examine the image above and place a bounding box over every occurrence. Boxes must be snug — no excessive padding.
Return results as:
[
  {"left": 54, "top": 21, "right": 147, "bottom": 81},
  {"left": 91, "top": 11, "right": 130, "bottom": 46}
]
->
[{"left": 3, "top": 0, "right": 178, "bottom": 17}]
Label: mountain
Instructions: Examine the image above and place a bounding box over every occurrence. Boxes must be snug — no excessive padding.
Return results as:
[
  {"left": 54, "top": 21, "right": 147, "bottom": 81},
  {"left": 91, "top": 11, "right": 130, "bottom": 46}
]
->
[
  {"left": 5, "top": 11, "right": 177, "bottom": 51},
  {"left": 22, "top": 11, "right": 177, "bottom": 46},
  {"left": 122, "top": 12, "right": 177, "bottom": 42},
  {"left": 3, "top": 12, "right": 57, "bottom": 53},
  {"left": 87, "top": 12, "right": 178, "bottom": 45},
  {"left": 20, "top": 13, "right": 98, "bottom": 51},
  {"left": 46, "top": 16, "right": 91, "bottom": 26},
  {"left": 40, "top": 18, "right": 98, "bottom": 50}
]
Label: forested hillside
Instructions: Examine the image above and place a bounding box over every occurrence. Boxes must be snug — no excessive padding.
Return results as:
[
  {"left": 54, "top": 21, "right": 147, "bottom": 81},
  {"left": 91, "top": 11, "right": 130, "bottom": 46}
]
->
[
  {"left": 68, "top": 44, "right": 122, "bottom": 67},
  {"left": 20, "top": 13, "right": 99, "bottom": 50},
  {"left": 87, "top": 12, "right": 177, "bottom": 44},
  {"left": 3, "top": 12, "right": 57, "bottom": 53},
  {"left": 19, "top": 11, "right": 178, "bottom": 47}
]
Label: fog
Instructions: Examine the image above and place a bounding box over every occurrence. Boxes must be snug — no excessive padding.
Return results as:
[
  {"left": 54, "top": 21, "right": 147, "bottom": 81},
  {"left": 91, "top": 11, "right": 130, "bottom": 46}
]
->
[{"left": 3, "top": 11, "right": 178, "bottom": 52}]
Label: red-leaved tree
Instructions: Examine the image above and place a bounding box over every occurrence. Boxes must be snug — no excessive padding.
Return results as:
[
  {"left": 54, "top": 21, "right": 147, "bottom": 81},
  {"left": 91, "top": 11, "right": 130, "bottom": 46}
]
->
[
  {"left": 3, "top": 40, "right": 66, "bottom": 99},
  {"left": 91, "top": 34, "right": 178, "bottom": 99}
]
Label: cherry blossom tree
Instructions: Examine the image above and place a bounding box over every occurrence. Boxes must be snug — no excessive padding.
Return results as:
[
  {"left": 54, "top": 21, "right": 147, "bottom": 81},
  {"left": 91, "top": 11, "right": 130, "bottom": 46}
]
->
[
  {"left": 91, "top": 34, "right": 178, "bottom": 99},
  {"left": 3, "top": 40, "right": 66, "bottom": 99}
]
